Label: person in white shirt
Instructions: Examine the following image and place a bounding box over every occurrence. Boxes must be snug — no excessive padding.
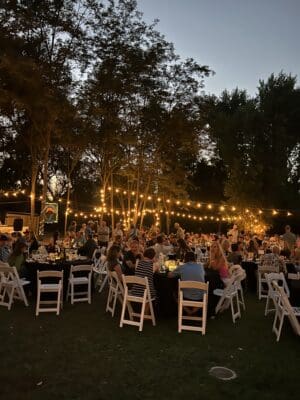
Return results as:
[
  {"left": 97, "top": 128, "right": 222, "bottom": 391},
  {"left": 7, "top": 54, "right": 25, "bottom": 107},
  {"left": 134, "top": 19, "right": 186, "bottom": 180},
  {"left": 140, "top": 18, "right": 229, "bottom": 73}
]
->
[{"left": 227, "top": 224, "right": 239, "bottom": 244}]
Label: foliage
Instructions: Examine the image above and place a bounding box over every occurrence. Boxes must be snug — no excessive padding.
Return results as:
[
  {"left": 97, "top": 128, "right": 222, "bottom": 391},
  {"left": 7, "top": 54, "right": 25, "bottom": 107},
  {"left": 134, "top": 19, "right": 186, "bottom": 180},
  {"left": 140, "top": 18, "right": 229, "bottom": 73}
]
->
[{"left": 0, "top": 1, "right": 299, "bottom": 232}]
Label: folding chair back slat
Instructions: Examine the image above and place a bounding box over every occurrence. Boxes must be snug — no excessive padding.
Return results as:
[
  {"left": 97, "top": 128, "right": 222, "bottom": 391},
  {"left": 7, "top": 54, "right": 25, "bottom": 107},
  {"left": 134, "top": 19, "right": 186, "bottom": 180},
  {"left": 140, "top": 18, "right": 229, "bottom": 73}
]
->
[
  {"left": 273, "top": 281, "right": 300, "bottom": 338},
  {"left": 178, "top": 280, "right": 209, "bottom": 335},
  {"left": 67, "top": 264, "right": 92, "bottom": 304},
  {"left": 36, "top": 270, "right": 63, "bottom": 316}
]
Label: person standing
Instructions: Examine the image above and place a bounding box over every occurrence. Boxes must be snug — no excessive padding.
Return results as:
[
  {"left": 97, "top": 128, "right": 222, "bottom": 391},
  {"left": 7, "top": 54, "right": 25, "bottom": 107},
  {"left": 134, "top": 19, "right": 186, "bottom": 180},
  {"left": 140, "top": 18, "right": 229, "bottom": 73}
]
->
[
  {"left": 98, "top": 220, "right": 110, "bottom": 248},
  {"left": 113, "top": 222, "right": 124, "bottom": 240},
  {"left": 227, "top": 224, "right": 239, "bottom": 244},
  {"left": 174, "top": 222, "right": 185, "bottom": 240},
  {"left": 282, "top": 225, "right": 296, "bottom": 256}
]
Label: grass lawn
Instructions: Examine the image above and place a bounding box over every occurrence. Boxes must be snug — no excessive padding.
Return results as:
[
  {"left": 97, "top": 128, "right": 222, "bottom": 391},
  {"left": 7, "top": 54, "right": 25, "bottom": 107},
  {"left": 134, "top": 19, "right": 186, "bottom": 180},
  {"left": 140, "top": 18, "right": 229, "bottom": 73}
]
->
[{"left": 1, "top": 291, "right": 300, "bottom": 400}]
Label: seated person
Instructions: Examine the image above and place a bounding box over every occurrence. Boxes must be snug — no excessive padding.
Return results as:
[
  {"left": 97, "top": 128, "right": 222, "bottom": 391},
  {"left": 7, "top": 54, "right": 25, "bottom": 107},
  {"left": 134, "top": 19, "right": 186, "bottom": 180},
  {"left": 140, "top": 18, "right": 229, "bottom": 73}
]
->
[
  {"left": 0, "top": 234, "right": 11, "bottom": 262},
  {"left": 78, "top": 234, "right": 98, "bottom": 259},
  {"left": 47, "top": 231, "right": 60, "bottom": 253},
  {"left": 221, "top": 238, "right": 231, "bottom": 256},
  {"left": 168, "top": 251, "right": 205, "bottom": 300},
  {"left": 209, "top": 241, "right": 229, "bottom": 283},
  {"left": 108, "top": 234, "right": 125, "bottom": 252},
  {"left": 153, "top": 235, "right": 173, "bottom": 257},
  {"left": 67, "top": 220, "right": 77, "bottom": 239},
  {"left": 292, "top": 247, "right": 300, "bottom": 271},
  {"left": 8, "top": 241, "right": 30, "bottom": 279},
  {"left": 122, "top": 239, "right": 142, "bottom": 275},
  {"left": 24, "top": 229, "right": 38, "bottom": 251},
  {"left": 227, "top": 243, "right": 242, "bottom": 265},
  {"left": 107, "top": 244, "right": 123, "bottom": 283},
  {"left": 131, "top": 247, "right": 158, "bottom": 300},
  {"left": 262, "top": 246, "right": 285, "bottom": 272},
  {"left": 74, "top": 230, "right": 87, "bottom": 248}
]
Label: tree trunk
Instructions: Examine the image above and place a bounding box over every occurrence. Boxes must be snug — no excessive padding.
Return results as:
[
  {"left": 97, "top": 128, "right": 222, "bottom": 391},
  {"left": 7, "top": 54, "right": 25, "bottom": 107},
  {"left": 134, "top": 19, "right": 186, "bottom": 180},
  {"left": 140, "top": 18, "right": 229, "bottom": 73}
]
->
[
  {"left": 110, "top": 172, "right": 114, "bottom": 236},
  {"left": 40, "top": 130, "right": 51, "bottom": 236},
  {"left": 64, "top": 176, "right": 71, "bottom": 236},
  {"left": 30, "top": 161, "right": 38, "bottom": 231}
]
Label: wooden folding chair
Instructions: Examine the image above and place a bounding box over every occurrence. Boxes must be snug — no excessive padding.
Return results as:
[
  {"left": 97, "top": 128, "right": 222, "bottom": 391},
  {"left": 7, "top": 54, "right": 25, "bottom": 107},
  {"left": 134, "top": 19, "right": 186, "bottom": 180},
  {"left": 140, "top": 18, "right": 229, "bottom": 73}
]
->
[
  {"left": 229, "top": 265, "right": 246, "bottom": 310},
  {"left": 120, "top": 275, "right": 156, "bottom": 332},
  {"left": 36, "top": 270, "right": 63, "bottom": 316},
  {"left": 287, "top": 272, "right": 300, "bottom": 281},
  {"left": 265, "top": 272, "right": 289, "bottom": 316},
  {"left": 93, "top": 257, "right": 108, "bottom": 293},
  {"left": 66, "top": 264, "right": 92, "bottom": 304},
  {"left": 272, "top": 281, "right": 300, "bottom": 341},
  {"left": 0, "top": 264, "right": 17, "bottom": 310},
  {"left": 258, "top": 263, "right": 279, "bottom": 300},
  {"left": 214, "top": 275, "right": 241, "bottom": 323},
  {"left": 178, "top": 280, "right": 209, "bottom": 334},
  {"left": 0, "top": 264, "right": 29, "bottom": 310},
  {"left": 106, "top": 270, "right": 124, "bottom": 317}
]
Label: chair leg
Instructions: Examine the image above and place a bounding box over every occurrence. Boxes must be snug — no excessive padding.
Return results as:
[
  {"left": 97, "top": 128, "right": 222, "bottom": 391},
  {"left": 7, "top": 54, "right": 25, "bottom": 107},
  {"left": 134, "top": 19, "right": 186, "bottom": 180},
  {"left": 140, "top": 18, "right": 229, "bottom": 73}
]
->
[
  {"left": 148, "top": 299, "right": 156, "bottom": 326},
  {"left": 99, "top": 275, "right": 108, "bottom": 293},
  {"left": 239, "top": 286, "right": 245, "bottom": 310},
  {"left": 88, "top": 281, "right": 91, "bottom": 304},
  {"left": 202, "top": 303, "right": 207, "bottom": 335},
  {"left": 36, "top": 290, "right": 40, "bottom": 316},
  {"left": 276, "top": 313, "right": 285, "bottom": 342},
  {"left": 230, "top": 297, "right": 235, "bottom": 323},
  {"left": 8, "top": 286, "right": 14, "bottom": 310},
  {"left": 139, "top": 298, "right": 146, "bottom": 332},
  {"left": 178, "top": 296, "right": 183, "bottom": 333},
  {"left": 265, "top": 295, "right": 271, "bottom": 316},
  {"left": 16, "top": 285, "right": 29, "bottom": 307},
  {"left": 106, "top": 287, "right": 112, "bottom": 313},
  {"left": 66, "top": 281, "right": 70, "bottom": 301},
  {"left": 56, "top": 289, "right": 60, "bottom": 315},
  {"left": 120, "top": 294, "right": 127, "bottom": 328},
  {"left": 71, "top": 282, "right": 74, "bottom": 305},
  {"left": 112, "top": 290, "right": 118, "bottom": 317}
]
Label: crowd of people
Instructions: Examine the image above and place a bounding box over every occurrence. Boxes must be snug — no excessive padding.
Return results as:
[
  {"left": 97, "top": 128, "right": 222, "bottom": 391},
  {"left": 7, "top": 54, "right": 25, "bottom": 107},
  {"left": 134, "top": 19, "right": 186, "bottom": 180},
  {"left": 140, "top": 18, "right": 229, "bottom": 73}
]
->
[{"left": 1, "top": 221, "right": 300, "bottom": 310}]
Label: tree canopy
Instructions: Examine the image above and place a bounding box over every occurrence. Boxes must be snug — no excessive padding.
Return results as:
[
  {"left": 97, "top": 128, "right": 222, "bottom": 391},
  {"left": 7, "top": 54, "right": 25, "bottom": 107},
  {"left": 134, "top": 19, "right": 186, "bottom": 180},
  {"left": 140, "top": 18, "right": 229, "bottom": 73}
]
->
[{"left": 0, "top": 1, "right": 299, "bottom": 233}]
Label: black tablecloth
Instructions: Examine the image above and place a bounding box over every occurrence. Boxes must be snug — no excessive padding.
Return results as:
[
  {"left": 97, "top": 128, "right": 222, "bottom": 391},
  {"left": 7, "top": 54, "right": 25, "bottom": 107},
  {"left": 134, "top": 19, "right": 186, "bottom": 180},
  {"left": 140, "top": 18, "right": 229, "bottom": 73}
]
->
[
  {"left": 154, "top": 273, "right": 178, "bottom": 317},
  {"left": 241, "top": 261, "right": 258, "bottom": 292}
]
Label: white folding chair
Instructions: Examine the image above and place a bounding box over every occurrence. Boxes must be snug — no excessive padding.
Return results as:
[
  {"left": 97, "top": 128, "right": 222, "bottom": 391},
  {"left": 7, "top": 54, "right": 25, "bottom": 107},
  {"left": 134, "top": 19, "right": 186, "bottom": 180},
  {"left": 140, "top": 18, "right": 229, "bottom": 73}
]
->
[
  {"left": 272, "top": 281, "right": 300, "bottom": 341},
  {"left": 229, "top": 265, "right": 246, "bottom": 310},
  {"left": 288, "top": 272, "right": 300, "bottom": 280},
  {"left": 214, "top": 276, "right": 241, "bottom": 323},
  {"left": 120, "top": 275, "right": 156, "bottom": 332},
  {"left": 258, "top": 263, "right": 279, "bottom": 300},
  {"left": 265, "top": 272, "right": 289, "bottom": 316},
  {"left": 36, "top": 270, "right": 63, "bottom": 316},
  {"left": 178, "top": 280, "right": 209, "bottom": 335},
  {"left": 92, "top": 248, "right": 101, "bottom": 267},
  {"left": 66, "top": 264, "right": 93, "bottom": 304},
  {"left": 93, "top": 256, "right": 108, "bottom": 293},
  {"left": 0, "top": 264, "right": 29, "bottom": 310},
  {"left": 106, "top": 270, "right": 124, "bottom": 317}
]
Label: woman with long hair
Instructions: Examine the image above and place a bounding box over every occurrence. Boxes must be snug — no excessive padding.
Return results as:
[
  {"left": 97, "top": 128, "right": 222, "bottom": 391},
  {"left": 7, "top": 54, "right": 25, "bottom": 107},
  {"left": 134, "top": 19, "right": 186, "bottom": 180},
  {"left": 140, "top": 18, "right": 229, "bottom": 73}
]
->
[
  {"left": 107, "top": 244, "right": 123, "bottom": 282},
  {"left": 209, "top": 240, "right": 229, "bottom": 283}
]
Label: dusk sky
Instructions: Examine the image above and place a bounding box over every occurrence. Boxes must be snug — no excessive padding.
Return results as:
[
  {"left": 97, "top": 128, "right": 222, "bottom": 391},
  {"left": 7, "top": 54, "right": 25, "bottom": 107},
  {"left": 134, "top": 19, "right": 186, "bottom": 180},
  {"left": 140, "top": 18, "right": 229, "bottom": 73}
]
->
[{"left": 137, "top": 0, "right": 300, "bottom": 96}]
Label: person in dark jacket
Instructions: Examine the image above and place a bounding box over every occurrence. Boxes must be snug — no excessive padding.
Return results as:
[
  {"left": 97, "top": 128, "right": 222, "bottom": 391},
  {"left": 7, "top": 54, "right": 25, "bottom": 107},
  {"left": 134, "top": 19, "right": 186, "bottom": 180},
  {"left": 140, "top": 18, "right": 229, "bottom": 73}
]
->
[{"left": 78, "top": 234, "right": 98, "bottom": 259}]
